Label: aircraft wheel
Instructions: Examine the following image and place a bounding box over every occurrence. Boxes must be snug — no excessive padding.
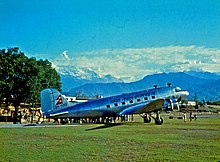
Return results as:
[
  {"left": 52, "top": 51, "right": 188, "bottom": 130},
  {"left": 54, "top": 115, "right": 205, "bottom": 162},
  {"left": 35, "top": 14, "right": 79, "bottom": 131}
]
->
[
  {"left": 155, "top": 117, "right": 163, "bottom": 125},
  {"left": 144, "top": 117, "right": 151, "bottom": 123}
]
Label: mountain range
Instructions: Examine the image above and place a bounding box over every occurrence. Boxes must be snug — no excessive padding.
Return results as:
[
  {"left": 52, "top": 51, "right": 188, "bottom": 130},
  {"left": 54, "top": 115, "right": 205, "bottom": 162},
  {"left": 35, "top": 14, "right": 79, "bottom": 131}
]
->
[
  {"left": 59, "top": 67, "right": 123, "bottom": 92},
  {"left": 58, "top": 69, "right": 220, "bottom": 101}
]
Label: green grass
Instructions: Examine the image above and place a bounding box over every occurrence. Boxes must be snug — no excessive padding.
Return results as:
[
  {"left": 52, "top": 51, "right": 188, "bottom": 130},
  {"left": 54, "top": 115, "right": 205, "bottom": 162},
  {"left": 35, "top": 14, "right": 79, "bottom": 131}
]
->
[{"left": 0, "top": 115, "right": 220, "bottom": 162}]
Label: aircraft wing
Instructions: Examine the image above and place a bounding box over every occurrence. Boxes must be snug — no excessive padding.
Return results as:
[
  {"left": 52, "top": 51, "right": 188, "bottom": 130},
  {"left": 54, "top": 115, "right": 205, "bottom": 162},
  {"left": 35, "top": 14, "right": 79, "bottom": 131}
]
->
[{"left": 119, "top": 99, "right": 164, "bottom": 115}]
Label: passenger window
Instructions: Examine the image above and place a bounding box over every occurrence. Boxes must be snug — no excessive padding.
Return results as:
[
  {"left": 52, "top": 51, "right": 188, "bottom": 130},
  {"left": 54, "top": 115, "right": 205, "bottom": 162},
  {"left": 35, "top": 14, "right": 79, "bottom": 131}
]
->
[
  {"left": 152, "top": 96, "right": 156, "bottom": 99},
  {"left": 144, "top": 97, "right": 148, "bottom": 100},
  {"left": 114, "top": 103, "right": 118, "bottom": 107},
  {"left": 121, "top": 102, "right": 126, "bottom": 105},
  {"left": 137, "top": 99, "right": 141, "bottom": 102},
  {"left": 175, "top": 87, "right": 181, "bottom": 92},
  {"left": 129, "top": 100, "right": 133, "bottom": 103},
  {"left": 106, "top": 105, "right": 110, "bottom": 108}
]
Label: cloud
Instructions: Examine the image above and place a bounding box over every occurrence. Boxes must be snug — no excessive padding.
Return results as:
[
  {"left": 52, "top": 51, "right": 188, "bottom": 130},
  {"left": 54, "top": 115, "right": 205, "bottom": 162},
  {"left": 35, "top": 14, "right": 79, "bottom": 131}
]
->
[
  {"left": 52, "top": 46, "right": 220, "bottom": 82},
  {"left": 62, "top": 50, "right": 70, "bottom": 60}
]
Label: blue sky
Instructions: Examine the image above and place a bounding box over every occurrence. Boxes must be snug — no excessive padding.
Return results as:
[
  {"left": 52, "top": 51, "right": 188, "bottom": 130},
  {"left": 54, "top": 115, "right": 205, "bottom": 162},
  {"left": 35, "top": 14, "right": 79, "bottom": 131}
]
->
[{"left": 1, "top": 0, "right": 220, "bottom": 81}]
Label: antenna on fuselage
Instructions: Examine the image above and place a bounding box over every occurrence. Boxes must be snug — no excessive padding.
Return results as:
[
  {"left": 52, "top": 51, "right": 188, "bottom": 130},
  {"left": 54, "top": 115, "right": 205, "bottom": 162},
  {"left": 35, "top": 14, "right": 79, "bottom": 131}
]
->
[{"left": 167, "top": 83, "right": 171, "bottom": 87}]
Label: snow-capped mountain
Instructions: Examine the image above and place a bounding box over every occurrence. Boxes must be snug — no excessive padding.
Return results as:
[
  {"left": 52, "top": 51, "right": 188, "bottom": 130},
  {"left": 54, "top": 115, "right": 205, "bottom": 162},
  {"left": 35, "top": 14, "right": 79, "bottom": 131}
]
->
[
  {"left": 51, "top": 53, "right": 123, "bottom": 91},
  {"left": 58, "top": 67, "right": 103, "bottom": 80},
  {"left": 57, "top": 66, "right": 123, "bottom": 91}
]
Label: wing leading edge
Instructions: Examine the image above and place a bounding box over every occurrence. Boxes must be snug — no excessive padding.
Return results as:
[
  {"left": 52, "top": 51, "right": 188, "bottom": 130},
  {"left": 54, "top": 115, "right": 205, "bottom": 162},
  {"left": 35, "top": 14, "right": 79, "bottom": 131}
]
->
[{"left": 119, "top": 99, "right": 165, "bottom": 115}]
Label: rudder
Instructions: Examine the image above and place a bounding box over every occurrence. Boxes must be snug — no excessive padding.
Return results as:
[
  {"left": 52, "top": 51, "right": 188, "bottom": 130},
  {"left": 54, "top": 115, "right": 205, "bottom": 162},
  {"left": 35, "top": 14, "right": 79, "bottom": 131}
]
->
[{"left": 40, "top": 88, "right": 70, "bottom": 116}]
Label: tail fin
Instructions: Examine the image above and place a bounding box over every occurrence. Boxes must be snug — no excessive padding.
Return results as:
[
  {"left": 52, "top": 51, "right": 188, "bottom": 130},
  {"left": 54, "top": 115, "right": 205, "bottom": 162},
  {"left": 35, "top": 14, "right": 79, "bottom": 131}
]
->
[{"left": 40, "top": 88, "right": 70, "bottom": 116}]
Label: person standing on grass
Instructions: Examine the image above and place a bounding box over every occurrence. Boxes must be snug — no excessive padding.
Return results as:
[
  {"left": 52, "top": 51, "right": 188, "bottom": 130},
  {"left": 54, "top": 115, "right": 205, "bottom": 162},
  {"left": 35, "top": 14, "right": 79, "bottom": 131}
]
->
[
  {"left": 194, "top": 114, "right": 197, "bottom": 120},
  {"left": 183, "top": 113, "right": 186, "bottom": 122},
  {"left": 189, "top": 111, "right": 192, "bottom": 122},
  {"left": 24, "top": 113, "right": 28, "bottom": 123}
]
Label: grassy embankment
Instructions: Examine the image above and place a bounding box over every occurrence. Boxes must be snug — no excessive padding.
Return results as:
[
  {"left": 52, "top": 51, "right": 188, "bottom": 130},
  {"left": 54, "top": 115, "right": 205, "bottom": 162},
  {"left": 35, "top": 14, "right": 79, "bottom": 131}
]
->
[{"left": 0, "top": 115, "right": 220, "bottom": 161}]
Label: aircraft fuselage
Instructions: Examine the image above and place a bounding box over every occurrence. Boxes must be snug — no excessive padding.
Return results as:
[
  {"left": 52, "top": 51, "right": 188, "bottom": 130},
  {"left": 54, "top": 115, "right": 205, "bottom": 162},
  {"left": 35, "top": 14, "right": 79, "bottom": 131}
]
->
[{"left": 46, "top": 86, "right": 187, "bottom": 118}]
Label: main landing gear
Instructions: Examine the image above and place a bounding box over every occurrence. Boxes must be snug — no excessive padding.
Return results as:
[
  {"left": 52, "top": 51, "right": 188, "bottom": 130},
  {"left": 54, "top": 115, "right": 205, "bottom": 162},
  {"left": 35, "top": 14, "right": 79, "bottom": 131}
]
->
[
  {"left": 141, "top": 111, "right": 163, "bottom": 125},
  {"left": 142, "top": 114, "right": 151, "bottom": 123},
  {"left": 154, "top": 111, "right": 163, "bottom": 125}
]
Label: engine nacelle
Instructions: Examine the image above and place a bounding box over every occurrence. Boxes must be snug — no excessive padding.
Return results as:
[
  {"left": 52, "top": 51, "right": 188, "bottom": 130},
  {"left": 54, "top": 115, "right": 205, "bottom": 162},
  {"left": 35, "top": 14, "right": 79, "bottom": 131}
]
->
[{"left": 163, "top": 98, "right": 179, "bottom": 112}]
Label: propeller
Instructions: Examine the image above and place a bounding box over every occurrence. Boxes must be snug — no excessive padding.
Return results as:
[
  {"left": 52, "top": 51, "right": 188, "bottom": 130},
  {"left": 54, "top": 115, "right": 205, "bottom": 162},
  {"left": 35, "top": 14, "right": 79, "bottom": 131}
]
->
[{"left": 177, "top": 96, "right": 182, "bottom": 102}]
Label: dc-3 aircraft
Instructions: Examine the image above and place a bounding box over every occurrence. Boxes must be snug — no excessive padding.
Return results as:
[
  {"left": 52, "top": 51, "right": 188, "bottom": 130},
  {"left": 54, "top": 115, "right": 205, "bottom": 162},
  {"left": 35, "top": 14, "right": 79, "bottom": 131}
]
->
[{"left": 41, "top": 84, "right": 189, "bottom": 125}]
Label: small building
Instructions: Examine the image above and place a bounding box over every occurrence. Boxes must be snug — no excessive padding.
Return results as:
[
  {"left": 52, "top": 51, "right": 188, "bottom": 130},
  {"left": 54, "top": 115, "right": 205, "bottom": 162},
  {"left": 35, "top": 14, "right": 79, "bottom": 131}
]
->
[{"left": 187, "top": 101, "right": 196, "bottom": 106}]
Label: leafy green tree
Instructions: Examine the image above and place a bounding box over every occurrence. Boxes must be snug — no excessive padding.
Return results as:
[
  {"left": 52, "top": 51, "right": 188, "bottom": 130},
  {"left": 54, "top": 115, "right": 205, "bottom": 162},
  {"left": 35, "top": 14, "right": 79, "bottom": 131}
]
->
[{"left": 0, "top": 47, "right": 61, "bottom": 123}]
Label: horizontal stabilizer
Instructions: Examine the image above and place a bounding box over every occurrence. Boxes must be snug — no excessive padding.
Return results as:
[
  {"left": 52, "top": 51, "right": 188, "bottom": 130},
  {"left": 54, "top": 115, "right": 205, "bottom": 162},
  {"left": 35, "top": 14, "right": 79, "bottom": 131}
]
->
[{"left": 50, "top": 111, "right": 69, "bottom": 117}]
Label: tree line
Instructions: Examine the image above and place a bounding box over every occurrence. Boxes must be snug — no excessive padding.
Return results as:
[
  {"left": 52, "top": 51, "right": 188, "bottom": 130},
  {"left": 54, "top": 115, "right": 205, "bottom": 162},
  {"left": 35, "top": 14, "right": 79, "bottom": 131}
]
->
[{"left": 0, "top": 47, "right": 61, "bottom": 119}]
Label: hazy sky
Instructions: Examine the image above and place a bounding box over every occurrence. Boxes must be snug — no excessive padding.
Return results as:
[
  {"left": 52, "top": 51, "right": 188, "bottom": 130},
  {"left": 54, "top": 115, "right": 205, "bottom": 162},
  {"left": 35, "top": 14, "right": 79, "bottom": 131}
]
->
[{"left": 1, "top": 0, "right": 220, "bottom": 81}]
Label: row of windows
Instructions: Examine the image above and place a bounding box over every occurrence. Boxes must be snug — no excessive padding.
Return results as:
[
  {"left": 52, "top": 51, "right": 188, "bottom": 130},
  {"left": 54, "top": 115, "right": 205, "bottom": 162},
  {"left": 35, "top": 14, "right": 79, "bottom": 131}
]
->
[{"left": 106, "top": 96, "right": 156, "bottom": 108}]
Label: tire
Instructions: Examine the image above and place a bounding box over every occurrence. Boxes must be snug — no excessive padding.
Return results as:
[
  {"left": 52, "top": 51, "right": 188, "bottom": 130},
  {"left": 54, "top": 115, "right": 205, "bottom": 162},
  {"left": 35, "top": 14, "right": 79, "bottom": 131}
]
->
[
  {"left": 155, "top": 117, "right": 163, "bottom": 125},
  {"left": 144, "top": 117, "right": 151, "bottom": 123}
]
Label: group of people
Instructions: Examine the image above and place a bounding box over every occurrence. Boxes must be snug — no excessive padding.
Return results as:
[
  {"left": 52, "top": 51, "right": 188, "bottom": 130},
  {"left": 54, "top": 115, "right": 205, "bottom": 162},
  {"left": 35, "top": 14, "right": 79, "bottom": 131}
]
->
[
  {"left": 21, "top": 109, "right": 42, "bottom": 123},
  {"left": 183, "top": 111, "right": 197, "bottom": 122},
  {"left": 52, "top": 115, "right": 134, "bottom": 125},
  {"left": 0, "top": 108, "right": 43, "bottom": 124}
]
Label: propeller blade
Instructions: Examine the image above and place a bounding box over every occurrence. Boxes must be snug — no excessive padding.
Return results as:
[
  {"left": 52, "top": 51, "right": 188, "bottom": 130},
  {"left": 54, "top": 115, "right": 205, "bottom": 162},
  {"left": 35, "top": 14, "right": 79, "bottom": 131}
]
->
[{"left": 177, "top": 96, "right": 182, "bottom": 102}]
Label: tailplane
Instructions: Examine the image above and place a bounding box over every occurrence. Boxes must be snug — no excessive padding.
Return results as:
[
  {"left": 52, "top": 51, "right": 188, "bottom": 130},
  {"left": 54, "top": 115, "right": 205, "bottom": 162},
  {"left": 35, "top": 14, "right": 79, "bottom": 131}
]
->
[{"left": 40, "top": 88, "right": 70, "bottom": 116}]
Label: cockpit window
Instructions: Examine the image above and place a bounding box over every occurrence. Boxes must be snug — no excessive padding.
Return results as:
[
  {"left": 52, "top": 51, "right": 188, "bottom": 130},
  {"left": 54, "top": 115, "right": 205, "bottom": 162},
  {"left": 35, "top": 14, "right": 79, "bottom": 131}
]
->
[{"left": 175, "top": 87, "right": 181, "bottom": 92}]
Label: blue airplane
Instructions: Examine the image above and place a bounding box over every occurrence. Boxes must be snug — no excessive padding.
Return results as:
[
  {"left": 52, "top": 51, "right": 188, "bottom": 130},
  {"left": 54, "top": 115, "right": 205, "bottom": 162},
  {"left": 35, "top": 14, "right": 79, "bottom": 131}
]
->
[{"left": 40, "top": 84, "right": 189, "bottom": 125}]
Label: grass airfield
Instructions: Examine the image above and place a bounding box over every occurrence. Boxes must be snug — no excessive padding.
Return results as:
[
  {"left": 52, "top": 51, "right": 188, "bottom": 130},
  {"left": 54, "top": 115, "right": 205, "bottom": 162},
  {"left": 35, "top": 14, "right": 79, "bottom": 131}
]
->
[{"left": 0, "top": 115, "right": 220, "bottom": 162}]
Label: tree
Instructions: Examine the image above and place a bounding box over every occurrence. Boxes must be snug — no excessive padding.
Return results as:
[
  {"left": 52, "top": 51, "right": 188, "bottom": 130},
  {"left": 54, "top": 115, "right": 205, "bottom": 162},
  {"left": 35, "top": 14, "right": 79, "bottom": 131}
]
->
[{"left": 0, "top": 47, "right": 61, "bottom": 123}]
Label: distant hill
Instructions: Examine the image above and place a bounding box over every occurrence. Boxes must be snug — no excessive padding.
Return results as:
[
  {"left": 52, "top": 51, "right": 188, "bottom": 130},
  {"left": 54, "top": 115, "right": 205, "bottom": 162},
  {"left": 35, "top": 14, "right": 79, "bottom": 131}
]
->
[
  {"left": 184, "top": 71, "right": 220, "bottom": 80},
  {"left": 187, "top": 79, "right": 220, "bottom": 101},
  {"left": 66, "top": 71, "right": 220, "bottom": 101}
]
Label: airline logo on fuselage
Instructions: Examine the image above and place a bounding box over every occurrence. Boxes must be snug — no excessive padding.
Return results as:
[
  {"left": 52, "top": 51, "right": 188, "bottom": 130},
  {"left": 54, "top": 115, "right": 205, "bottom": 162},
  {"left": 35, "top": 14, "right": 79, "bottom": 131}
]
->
[{"left": 56, "top": 95, "right": 64, "bottom": 105}]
